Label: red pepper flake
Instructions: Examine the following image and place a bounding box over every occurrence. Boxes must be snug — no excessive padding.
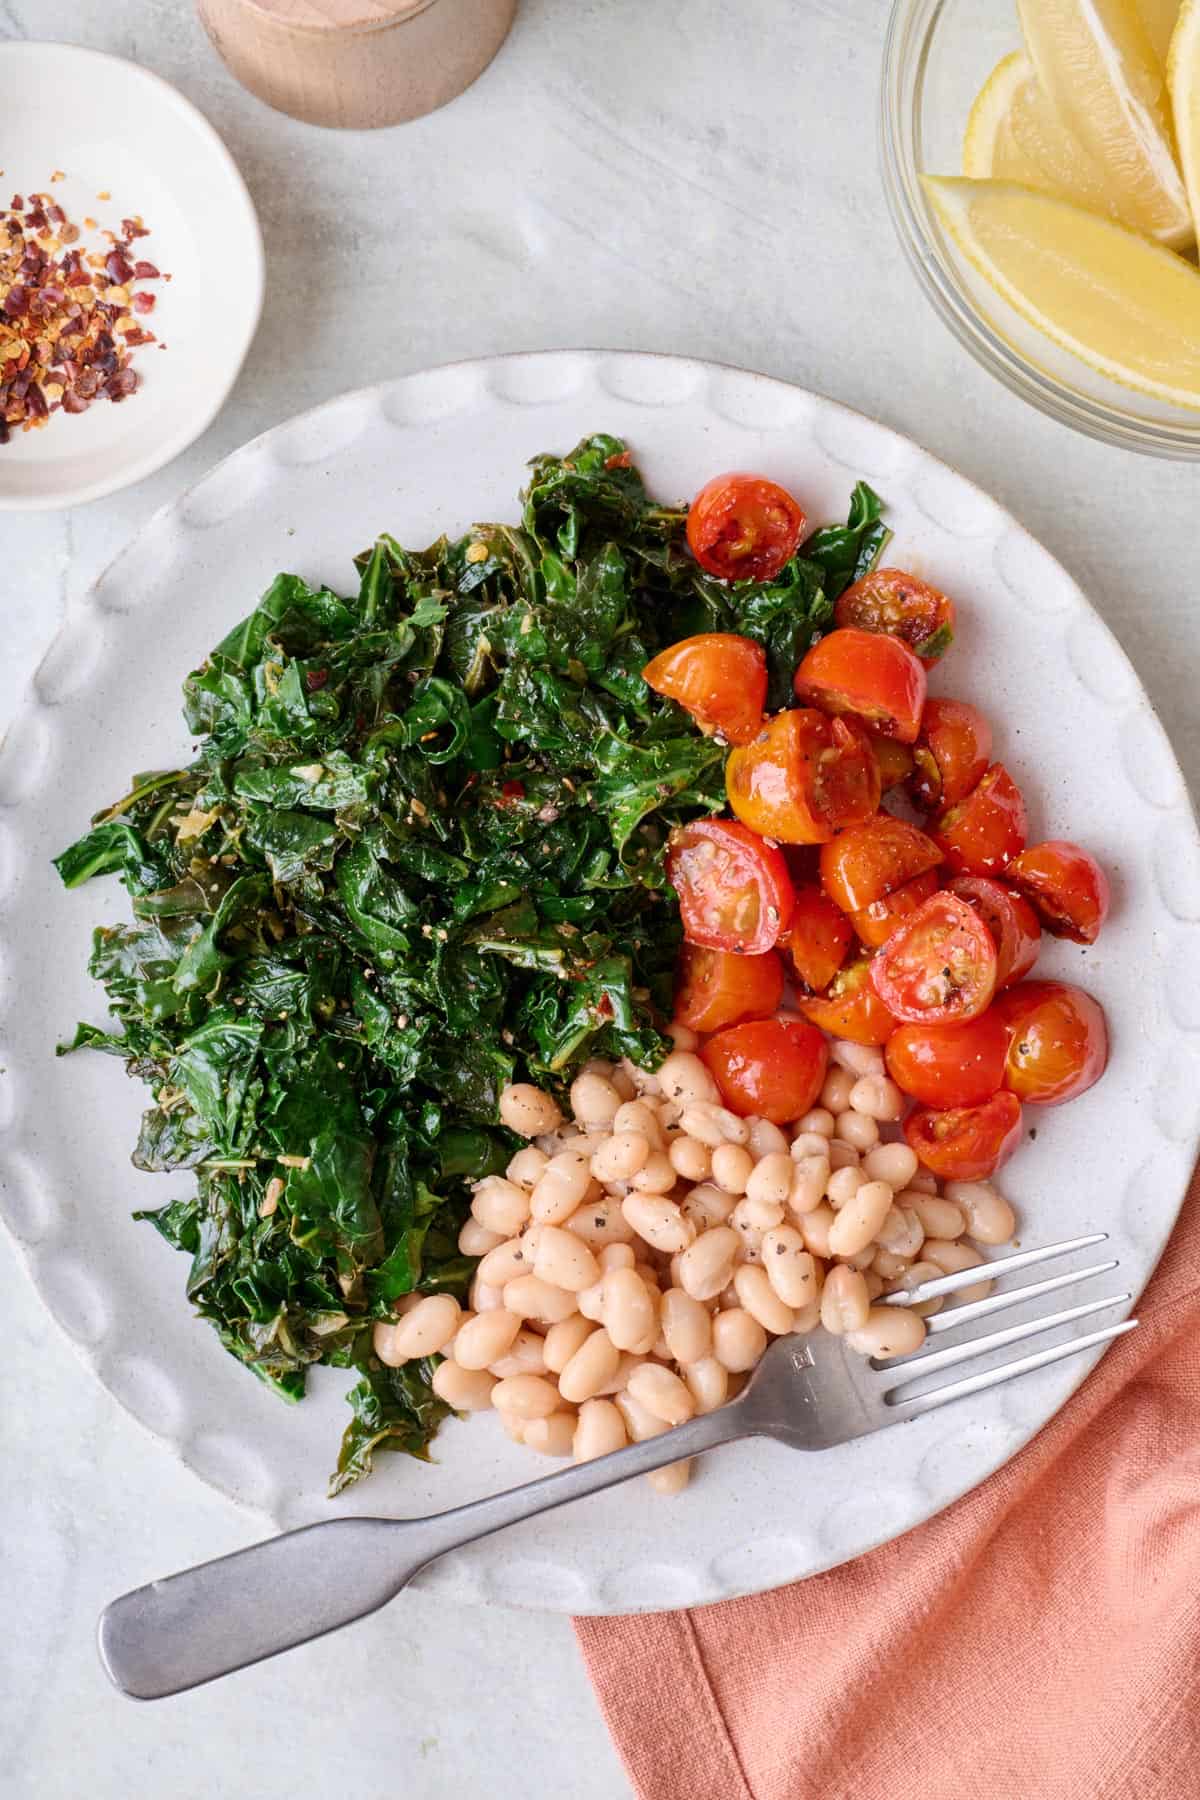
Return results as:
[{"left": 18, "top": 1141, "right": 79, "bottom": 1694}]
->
[
  {"left": 605, "top": 449, "right": 633, "bottom": 469},
  {"left": 0, "top": 180, "right": 166, "bottom": 442},
  {"left": 305, "top": 668, "right": 330, "bottom": 692}
]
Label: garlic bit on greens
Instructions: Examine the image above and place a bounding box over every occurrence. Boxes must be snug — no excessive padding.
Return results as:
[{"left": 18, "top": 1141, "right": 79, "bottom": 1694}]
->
[{"left": 53, "top": 435, "right": 885, "bottom": 1493}]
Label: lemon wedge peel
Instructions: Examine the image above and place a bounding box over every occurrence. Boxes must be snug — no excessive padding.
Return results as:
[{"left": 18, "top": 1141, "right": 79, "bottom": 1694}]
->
[
  {"left": 1016, "top": 0, "right": 1193, "bottom": 248},
  {"left": 1167, "top": 0, "right": 1200, "bottom": 242},
  {"left": 923, "top": 176, "right": 1200, "bottom": 411}
]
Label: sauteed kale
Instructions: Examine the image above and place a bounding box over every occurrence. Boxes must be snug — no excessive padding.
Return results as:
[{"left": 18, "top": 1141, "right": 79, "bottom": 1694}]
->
[{"left": 55, "top": 436, "right": 885, "bottom": 1491}]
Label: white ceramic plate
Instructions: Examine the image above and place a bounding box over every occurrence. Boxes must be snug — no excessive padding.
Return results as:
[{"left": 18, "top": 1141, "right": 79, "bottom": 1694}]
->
[
  {"left": 3, "top": 352, "right": 1198, "bottom": 1615},
  {"left": 0, "top": 42, "right": 263, "bottom": 511}
]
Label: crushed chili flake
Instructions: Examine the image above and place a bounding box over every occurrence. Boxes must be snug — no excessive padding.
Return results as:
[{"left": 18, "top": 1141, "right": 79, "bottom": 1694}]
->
[{"left": 0, "top": 181, "right": 170, "bottom": 442}]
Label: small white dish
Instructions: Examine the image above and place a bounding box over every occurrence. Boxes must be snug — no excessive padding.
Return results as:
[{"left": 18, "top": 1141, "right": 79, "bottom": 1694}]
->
[
  {"left": 0, "top": 41, "right": 263, "bottom": 511},
  {"left": 2, "top": 352, "right": 1198, "bottom": 1614}
]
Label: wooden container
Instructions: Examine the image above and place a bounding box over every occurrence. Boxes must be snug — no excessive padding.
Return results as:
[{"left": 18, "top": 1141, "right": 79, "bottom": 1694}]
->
[{"left": 198, "top": 0, "right": 517, "bottom": 129}]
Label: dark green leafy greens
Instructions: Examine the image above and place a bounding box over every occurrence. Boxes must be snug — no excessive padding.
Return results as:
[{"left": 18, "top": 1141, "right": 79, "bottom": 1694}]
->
[{"left": 55, "top": 437, "right": 885, "bottom": 1493}]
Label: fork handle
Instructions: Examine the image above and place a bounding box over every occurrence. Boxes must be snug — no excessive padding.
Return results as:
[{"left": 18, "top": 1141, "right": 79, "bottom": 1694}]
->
[{"left": 98, "top": 1404, "right": 746, "bottom": 1699}]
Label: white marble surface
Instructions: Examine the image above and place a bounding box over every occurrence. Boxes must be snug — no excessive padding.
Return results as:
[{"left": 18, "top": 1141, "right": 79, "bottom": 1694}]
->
[{"left": 2, "top": 2, "right": 1198, "bottom": 1796}]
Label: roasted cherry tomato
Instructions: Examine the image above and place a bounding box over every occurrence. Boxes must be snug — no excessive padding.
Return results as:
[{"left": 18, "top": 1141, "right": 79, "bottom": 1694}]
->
[
  {"left": 701, "top": 1017, "right": 828, "bottom": 1124},
  {"left": 819, "top": 814, "right": 942, "bottom": 914},
  {"left": 795, "top": 955, "right": 897, "bottom": 1046},
  {"left": 931, "top": 763, "right": 1027, "bottom": 876},
  {"left": 947, "top": 875, "right": 1041, "bottom": 990},
  {"left": 1004, "top": 840, "right": 1110, "bottom": 946},
  {"left": 726, "top": 709, "right": 880, "bottom": 844},
  {"left": 885, "top": 1011, "right": 1010, "bottom": 1108},
  {"left": 870, "top": 891, "right": 997, "bottom": 1025},
  {"left": 789, "top": 885, "right": 854, "bottom": 993},
  {"left": 642, "top": 633, "right": 768, "bottom": 747},
  {"left": 666, "top": 818, "right": 795, "bottom": 955},
  {"left": 794, "top": 627, "right": 927, "bottom": 743},
  {"left": 909, "top": 698, "right": 993, "bottom": 811},
  {"left": 834, "top": 567, "right": 957, "bottom": 665},
  {"left": 871, "top": 734, "right": 915, "bottom": 791},
  {"left": 903, "top": 1091, "right": 1023, "bottom": 1180},
  {"left": 673, "top": 943, "right": 785, "bottom": 1034},
  {"left": 993, "top": 980, "right": 1109, "bottom": 1106},
  {"left": 850, "top": 869, "right": 940, "bottom": 949},
  {"left": 686, "top": 473, "right": 807, "bottom": 583}
]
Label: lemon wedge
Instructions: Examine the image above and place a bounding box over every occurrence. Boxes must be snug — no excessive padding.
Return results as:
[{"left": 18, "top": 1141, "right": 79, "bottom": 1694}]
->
[
  {"left": 964, "top": 51, "right": 1128, "bottom": 225},
  {"left": 923, "top": 177, "right": 1200, "bottom": 408},
  {"left": 1168, "top": 0, "right": 1200, "bottom": 238},
  {"left": 1140, "top": 0, "right": 1182, "bottom": 64},
  {"left": 1016, "top": 0, "right": 1193, "bottom": 247}
]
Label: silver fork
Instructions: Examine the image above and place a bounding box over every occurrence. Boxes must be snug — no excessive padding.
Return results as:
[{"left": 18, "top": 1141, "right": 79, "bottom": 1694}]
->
[{"left": 99, "top": 1233, "right": 1134, "bottom": 1700}]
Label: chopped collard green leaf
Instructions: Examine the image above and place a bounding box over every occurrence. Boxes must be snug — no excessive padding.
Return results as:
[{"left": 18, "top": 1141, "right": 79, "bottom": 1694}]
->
[{"left": 55, "top": 436, "right": 885, "bottom": 1492}]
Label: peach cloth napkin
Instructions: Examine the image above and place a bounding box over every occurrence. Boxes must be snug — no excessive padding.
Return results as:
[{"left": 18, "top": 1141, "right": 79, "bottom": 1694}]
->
[{"left": 576, "top": 1167, "right": 1200, "bottom": 1800}]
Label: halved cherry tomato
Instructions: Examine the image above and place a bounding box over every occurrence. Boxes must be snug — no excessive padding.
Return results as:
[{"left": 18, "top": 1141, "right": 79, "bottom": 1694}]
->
[
  {"left": 794, "top": 627, "right": 927, "bottom": 743},
  {"left": 931, "top": 763, "right": 1027, "bottom": 876},
  {"left": 1004, "top": 840, "right": 1110, "bottom": 946},
  {"left": 870, "top": 891, "right": 997, "bottom": 1025},
  {"left": 686, "top": 473, "right": 807, "bottom": 584},
  {"left": 666, "top": 818, "right": 795, "bottom": 955},
  {"left": 701, "top": 1017, "right": 828, "bottom": 1124},
  {"left": 795, "top": 956, "right": 897, "bottom": 1045},
  {"left": 642, "top": 633, "right": 767, "bottom": 747},
  {"left": 789, "top": 885, "right": 854, "bottom": 993},
  {"left": 909, "top": 698, "right": 993, "bottom": 811},
  {"left": 947, "top": 875, "right": 1041, "bottom": 989},
  {"left": 850, "top": 869, "right": 940, "bottom": 949},
  {"left": 674, "top": 943, "right": 785, "bottom": 1034},
  {"left": 871, "top": 734, "right": 915, "bottom": 791},
  {"left": 993, "top": 980, "right": 1109, "bottom": 1106},
  {"left": 885, "top": 1011, "right": 1010, "bottom": 1108},
  {"left": 726, "top": 709, "right": 880, "bottom": 844},
  {"left": 903, "top": 1091, "right": 1023, "bottom": 1180},
  {"left": 819, "top": 814, "right": 942, "bottom": 914},
  {"left": 834, "top": 567, "right": 957, "bottom": 665}
]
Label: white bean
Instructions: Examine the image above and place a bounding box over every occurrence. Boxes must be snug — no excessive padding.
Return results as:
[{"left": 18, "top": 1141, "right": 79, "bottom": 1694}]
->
[
  {"left": 728, "top": 1203, "right": 766, "bottom": 1262},
  {"left": 819, "top": 1264, "right": 871, "bottom": 1335},
  {"left": 863, "top": 1271, "right": 885, "bottom": 1301},
  {"left": 563, "top": 1196, "right": 636, "bottom": 1248},
  {"left": 489, "top": 1327, "right": 548, "bottom": 1377},
  {"left": 595, "top": 1351, "right": 647, "bottom": 1396},
  {"left": 621, "top": 1192, "right": 695, "bottom": 1254},
  {"left": 711, "top": 1142, "right": 754, "bottom": 1194},
  {"left": 610, "top": 1062, "right": 638, "bottom": 1101},
  {"left": 827, "top": 1139, "right": 862, "bottom": 1171},
  {"left": 923, "top": 1238, "right": 993, "bottom": 1302},
  {"left": 871, "top": 1247, "right": 911, "bottom": 1280},
  {"left": 788, "top": 1152, "right": 830, "bottom": 1215},
  {"left": 679, "top": 1102, "right": 750, "bottom": 1148},
  {"left": 458, "top": 1216, "right": 504, "bottom": 1257},
  {"left": 684, "top": 1356, "right": 729, "bottom": 1414},
  {"left": 737, "top": 1193, "right": 786, "bottom": 1231},
  {"left": 542, "top": 1315, "right": 596, "bottom": 1374},
  {"left": 875, "top": 1204, "right": 925, "bottom": 1260},
  {"left": 846, "top": 1306, "right": 927, "bottom": 1359},
  {"left": 905, "top": 1170, "right": 940, "bottom": 1195},
  {"left": 477, "top": 1237, "right": 532, "bottom": 1287},
  {"left": 558, "top": 1326, "right": 621, "bottom": 1403},
  {"left": 600, "top": 1243, "right": 636, "bottom": 1271},
  {"left": 831, "top": 1040, "right": 886, "bottom": 1078},
  {"left": 904, "top": 1193, "right": 966, "bottom": 1240},
  {"left": 848, "top": 1074, "right": 906, "bottom": 1121},
  {"left": 800, "top": 1202, "right": 837, "bottom": 1259},
  {"left": 796, "top": 1107, "right": 835, "bottom": 1139},
  {"left": 589, "top": 1131, "right": 651, "bottom": 1184},
  {"left": 678, "top": 1226, "right": 741, "bottom": 1302},
  {"left": 626, "top": 1363, "right": 695, "bottom": 1426},
  {"left": 502, "top": 1274, "right": 580, "bottom": 1324},
  {"left": 471, "top": 1176, "right": 531, "bottom": 1237},
  {"left": 680, "top": 1183, "right": 735, "bottom": 1232},
  {"left": 887, "top": 1260, "right": 945, "bottom": 1317},
  {"left": 574, "top": 1397, "right": 628, "bottom": 1461},
  {"left": 499, "top": 1083, "right": 562, "bottom": 1138},
  {"left": 745, "top": 1151, "right": 794, "bottom": 1208},
  {"left": 613, "top": 1098, "right": 665, "bottom": 1148},
  {"left": 746, "top": 1117, "right": 789, "bottom": 1159},
  {"left": 470, "top": 1276, "right": 504, "bottom": 1313},
  {"left": 791, "top": 1129, "right": 834, "bottom": 1159},
  {"left": 660, "top": 1288, "right": 713, "bottom": 1365},
  {"left": 943, "top": 1180, "right": 1016, "bottom": 1246},
  {"left": 385, "top": 1294, "right": 461, "bottom": 1362},
  {"left": 491, "top": 1373, "right": 560, "bottom": 1420},
  {"left": 820, "top": 1066, "right": 856, "bottom": 1113},
  {"left": 523, "top": 1412, "right": 577, "bottom": 1457},
  {"left": 761, "top": 1228, "right": 822, "bottom": 1309},
  {"left": 453, "top": 1309, "right": 521, "bottom": 1370},
  {"left": 734, "top": 1263, "right": 795, "bottom": 1335},
  {"left": 602, "top": 1266, "right": 658, "bottom": 1351},
  {"left": 835, "top": 1109, "right": 879, "bottom": 1152},
  {"left": 432, "top": 1362, "right": 496, "bottom": 1410},
  {"left": 828, "top": 1180, "right": 894, "bottom": 1258},
  {"left": 630, "top": 1150, "right": 678, "bottom": 1195},
  {"left": 647, "top": 1460, "right": 691, "bottom": 1496},
  {"left": 506, "top": 1145, "right": 549, "bottom": 1189},
  {"left": 614, "top": 1389, "right": 671, "bottom": 1442},
  {"left": 669, "top": 1134, "right": 712, "bottom": 1182},
  {"left": 826, "top": 1164, "right": 866, "bottom": 1210},
  {"left": 533, "top": 1225, "right": 601, "bottom": 1292},
  {"left": 657, "top": 1050, "right": 719, "bottom": 1105},
  {"left": 667, "top": 1021, "right": 700, "bottom": 1052},
  {"left": 531, "top": 1149, "right": 594, "bottom": 1224},
  {"left": 570, "top": 1071, "right": 622, "bottom": 1126},
  {"left": 712, "top": 1307, "right": 768, "bottom": 1372},
  {"left": 863, "top": 1143, "right": 920, "bottom": 1189}
]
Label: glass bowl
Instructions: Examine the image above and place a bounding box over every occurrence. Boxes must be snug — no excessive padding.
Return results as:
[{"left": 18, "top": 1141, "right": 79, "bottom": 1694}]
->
[{"left": 881, "top": 0, "right": 1200, "bottom": 459}]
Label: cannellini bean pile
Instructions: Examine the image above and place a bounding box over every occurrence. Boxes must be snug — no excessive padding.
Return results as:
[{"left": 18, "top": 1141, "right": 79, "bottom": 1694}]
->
[{"left": 372, "top": 1029, "right": 1018, "bottom": 1496}]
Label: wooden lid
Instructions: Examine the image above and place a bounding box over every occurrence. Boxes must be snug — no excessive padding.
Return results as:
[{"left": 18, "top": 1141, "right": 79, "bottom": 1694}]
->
[{"left": 244, "top": 0, "right": 433, "bottom": 30}]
